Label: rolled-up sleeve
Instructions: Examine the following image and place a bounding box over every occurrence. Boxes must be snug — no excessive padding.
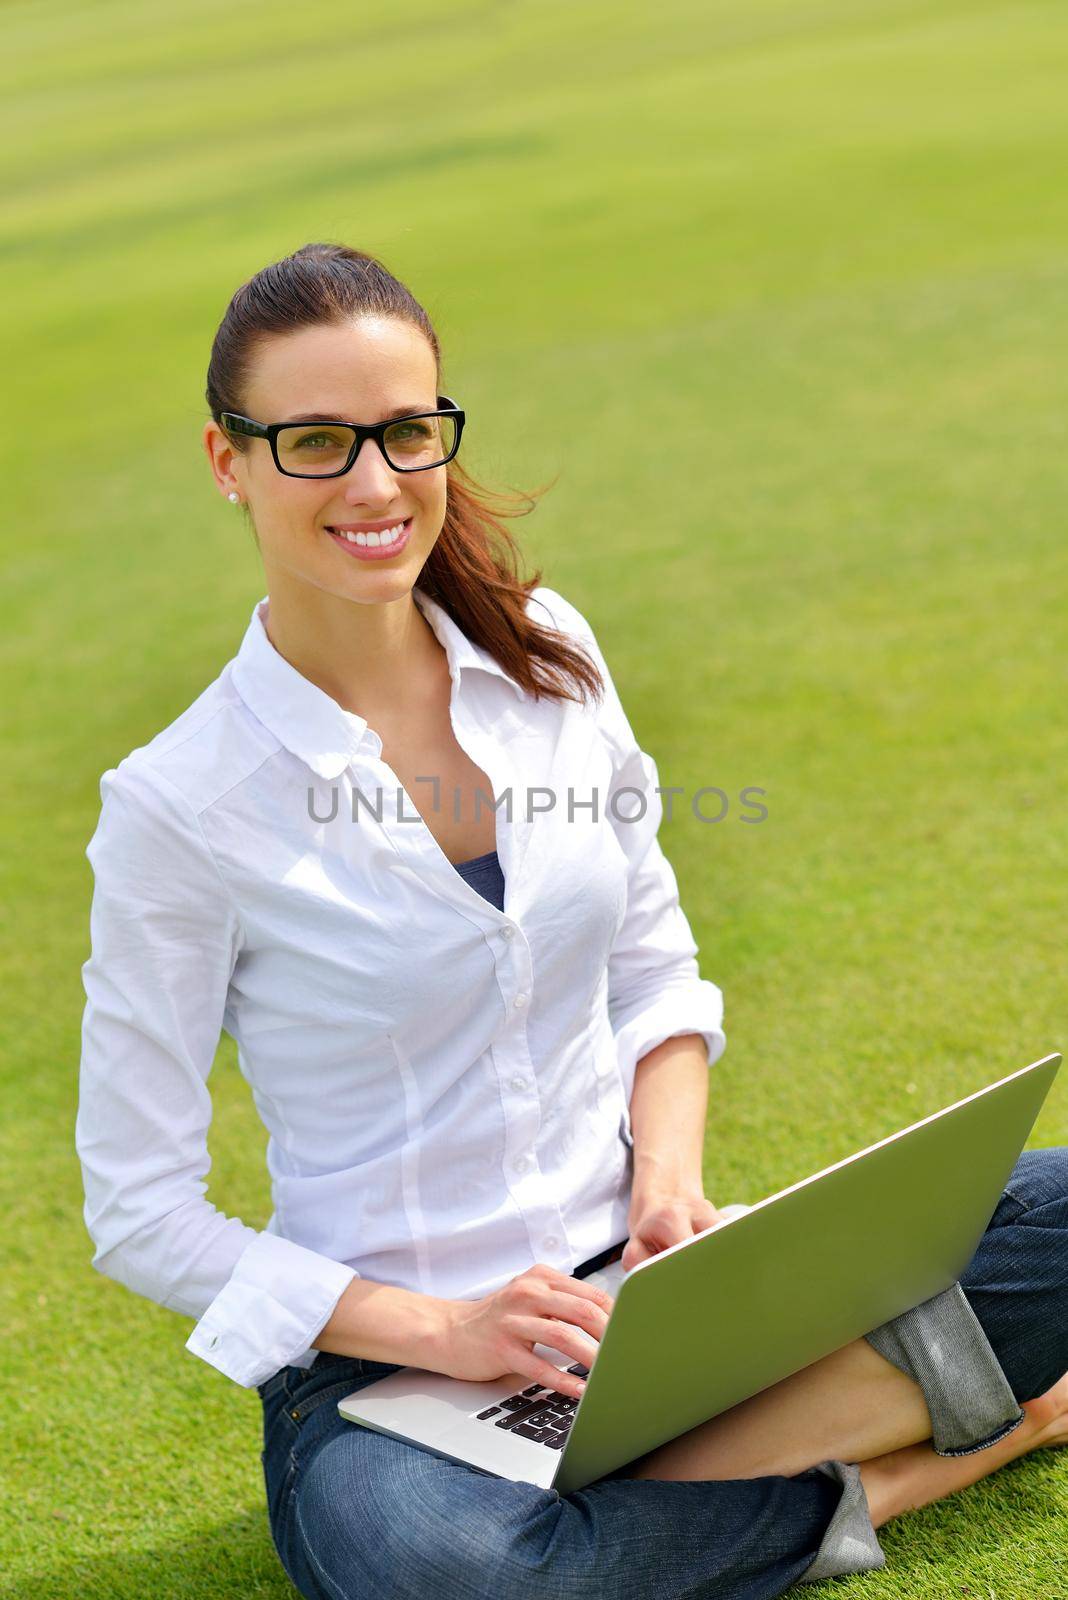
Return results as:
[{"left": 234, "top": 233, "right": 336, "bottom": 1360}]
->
[
  {"left": 540, "top": 591, "right": 727, "bottom": 1106},
  {"left": 75, "top": 760, "right": 356, "bottom": 1388}
]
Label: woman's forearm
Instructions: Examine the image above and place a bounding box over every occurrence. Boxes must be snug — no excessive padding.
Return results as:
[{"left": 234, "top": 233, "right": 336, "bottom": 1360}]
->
[
  {"left": 310, "top": 1036, "right": 711, "bottom": 1367},
  {"left": 627, "top": 1033, "right": 710, "bottom": 1212},
  {"left": 311, "top": 1276, "right": 456, "bottom": 1370}
]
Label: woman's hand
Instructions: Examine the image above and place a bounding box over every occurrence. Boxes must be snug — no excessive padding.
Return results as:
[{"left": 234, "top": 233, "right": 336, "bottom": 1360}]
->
[
  {"left": 436, "top": 1264, "right": 614, "bottom": 1399},
  {"left": 621, "top": 1190, "right": 728, "bottom": 1271}
]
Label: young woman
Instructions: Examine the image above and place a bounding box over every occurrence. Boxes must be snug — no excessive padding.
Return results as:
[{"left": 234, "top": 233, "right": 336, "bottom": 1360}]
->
[{"left": 77, "top": 242, "right": 1068, "bottom": 1599}]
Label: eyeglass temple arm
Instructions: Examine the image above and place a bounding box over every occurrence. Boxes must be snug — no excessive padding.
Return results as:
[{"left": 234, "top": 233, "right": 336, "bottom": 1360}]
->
[{"left": 220, "top": 413, "right": 268, "bottom": 439}]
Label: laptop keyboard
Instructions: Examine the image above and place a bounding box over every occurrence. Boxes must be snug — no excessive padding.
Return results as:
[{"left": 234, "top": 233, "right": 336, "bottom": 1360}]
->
[
  {"left": 471, "top": 1257, "right": 627, "bottom": 1448},
  {"left": 472, "top": 1364, "right": 589, "bottom": 1449},
  {"left": 468, "top": 1227, "right": 754, "bottom": 1451}
]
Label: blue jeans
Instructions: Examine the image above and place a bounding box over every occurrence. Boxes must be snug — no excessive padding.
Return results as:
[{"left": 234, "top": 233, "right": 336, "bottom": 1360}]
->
[{"left": 258, "top": 1148, "right": 1068, "bottom": 1599}]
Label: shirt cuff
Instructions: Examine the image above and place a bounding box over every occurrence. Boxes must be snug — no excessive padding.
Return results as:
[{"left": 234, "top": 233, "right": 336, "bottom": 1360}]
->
[
  {"left": 184, "top": 1231, "right": 357, "bottom": 1388},
  {"left": 613, "top": 984, "right": 726, "bottom": 1102}
]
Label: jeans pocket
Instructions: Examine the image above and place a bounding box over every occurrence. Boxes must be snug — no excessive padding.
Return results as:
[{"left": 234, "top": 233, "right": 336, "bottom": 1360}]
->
[
  {"left": 286, "top": 1366, "right": 402, "bottom": 1466},
  {"left": 287, "top": 1375, "right": 374, "bottom": 1427}
]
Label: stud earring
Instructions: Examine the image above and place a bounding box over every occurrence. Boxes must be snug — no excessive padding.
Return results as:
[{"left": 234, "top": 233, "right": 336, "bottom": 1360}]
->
[{"left": 228, "top": 491, "right": 240, "bottom": 504}]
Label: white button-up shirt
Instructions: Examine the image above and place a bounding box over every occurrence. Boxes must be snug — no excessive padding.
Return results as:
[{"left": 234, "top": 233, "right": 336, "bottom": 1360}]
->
[{"left": 76, "top": 585, "right": 726, "bottom": 1389}]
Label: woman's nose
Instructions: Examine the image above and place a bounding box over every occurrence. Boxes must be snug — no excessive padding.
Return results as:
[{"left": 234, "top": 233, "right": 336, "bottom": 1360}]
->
[{"left": 342, "top": 438, "right": 398, "bottom": 504}]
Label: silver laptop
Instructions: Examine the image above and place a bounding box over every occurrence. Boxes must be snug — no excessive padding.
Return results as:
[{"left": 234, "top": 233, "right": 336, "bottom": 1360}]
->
[{"left": 338, "top": 1052, "right": 1060, "bottom": 1495}]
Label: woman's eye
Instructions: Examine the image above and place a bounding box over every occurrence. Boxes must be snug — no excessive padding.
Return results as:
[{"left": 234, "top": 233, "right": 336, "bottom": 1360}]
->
[{"left": 296, "top": 433, "right": 333, "bottom": 450}]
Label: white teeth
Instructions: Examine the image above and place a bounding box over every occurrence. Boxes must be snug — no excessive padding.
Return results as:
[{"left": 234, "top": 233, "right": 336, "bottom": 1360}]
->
[{"left": 332, "top": 520, "right": 406, "bottom": 548}]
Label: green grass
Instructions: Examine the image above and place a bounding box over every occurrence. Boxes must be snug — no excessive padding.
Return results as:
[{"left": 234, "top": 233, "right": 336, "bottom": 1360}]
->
[{"left": 3, "top": 0, "right": 1068, "bottom": 1593}]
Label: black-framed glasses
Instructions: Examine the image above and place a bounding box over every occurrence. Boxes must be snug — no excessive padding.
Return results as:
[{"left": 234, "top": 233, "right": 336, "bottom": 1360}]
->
[{"left": 220, "top": 394, "right": 465, "bottom": 478}]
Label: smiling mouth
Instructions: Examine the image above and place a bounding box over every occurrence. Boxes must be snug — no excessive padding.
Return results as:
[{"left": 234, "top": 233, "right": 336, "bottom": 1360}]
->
[{"left": 326, "top": 518, "right": 411, "bottom": 549}]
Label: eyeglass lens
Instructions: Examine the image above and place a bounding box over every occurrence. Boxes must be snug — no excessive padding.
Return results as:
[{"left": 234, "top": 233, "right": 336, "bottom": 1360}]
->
[{"left": 275, "top": 414, "right": 458, "bottom": 475}]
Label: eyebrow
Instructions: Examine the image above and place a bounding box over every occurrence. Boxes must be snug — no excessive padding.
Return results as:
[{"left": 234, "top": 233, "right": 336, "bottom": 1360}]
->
[{"left": 283, "top": 403, "right": 434, "bottom": 425}]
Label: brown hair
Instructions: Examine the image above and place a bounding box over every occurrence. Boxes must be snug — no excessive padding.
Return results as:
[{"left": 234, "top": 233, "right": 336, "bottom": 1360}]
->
[{"left": 206, "top": 242, "right": 604, "bottom": 709}]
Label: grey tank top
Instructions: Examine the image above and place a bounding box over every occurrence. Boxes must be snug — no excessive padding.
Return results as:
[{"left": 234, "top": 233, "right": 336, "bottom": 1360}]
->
[{"left": 451, "top": 848, "right": 505, "bottom": 910}]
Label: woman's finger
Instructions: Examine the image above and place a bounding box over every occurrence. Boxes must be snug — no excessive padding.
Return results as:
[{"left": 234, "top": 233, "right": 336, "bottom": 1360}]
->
[
  {"left": 502, "top": 1346, "right": 589, "bottom": 1399},
  {"left": 506, "top": 1314, "right": 601, "bottom": 1377}
]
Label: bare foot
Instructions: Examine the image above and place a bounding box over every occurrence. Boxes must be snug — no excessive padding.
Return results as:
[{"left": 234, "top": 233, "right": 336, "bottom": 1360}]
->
[
  {"left": 1021, "top": 1370, "right": 1068, "bottom": 1450},
  {"left": 861, "top": 1369, "right": 1068, "bottom": 1528}
]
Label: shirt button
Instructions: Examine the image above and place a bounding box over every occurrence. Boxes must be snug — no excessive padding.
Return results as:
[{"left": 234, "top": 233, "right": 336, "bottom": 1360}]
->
[
  {"left": 501, "top": 925, "right": 515, "bottom": 940},
  {"left": 510, "top": 1076, "right": 528, "bottom": 1092},
  {"left": 514, "top": 1154, "right": 532, "bottom": 1172},
  {"left": 543, "top": 1235, "right": 559, "bottom": 1249},
  {"left": 513, "top": 993, "right": 529, "bottom": 1009}
]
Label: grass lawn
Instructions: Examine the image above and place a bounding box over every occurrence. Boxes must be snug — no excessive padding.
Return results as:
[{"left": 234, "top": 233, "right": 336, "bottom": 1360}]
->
[{"left": 3, "top": 0, "right": 1067, "bottom": 1593}]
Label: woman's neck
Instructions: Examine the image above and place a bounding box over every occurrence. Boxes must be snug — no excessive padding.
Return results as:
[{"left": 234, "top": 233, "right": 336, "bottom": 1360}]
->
[{"left": 262, "top": 582, "right": 446, "bottom": 721}]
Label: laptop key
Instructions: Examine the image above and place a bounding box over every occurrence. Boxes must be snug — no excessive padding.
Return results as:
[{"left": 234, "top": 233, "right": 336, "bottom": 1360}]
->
[
  {"left": 494, "top": 1401, "right": 550, "bottom": 1429},
  {"left": 566, "top": 1364, "right": 589, "bottom": 1378},
  {"left": 476, "top": 1406, "right": 502, "bottom": 1420}
]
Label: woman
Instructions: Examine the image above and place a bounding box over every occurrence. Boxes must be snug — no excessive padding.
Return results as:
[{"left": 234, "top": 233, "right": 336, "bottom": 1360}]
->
[{"left": 77, "top": 242, "right": 1068, "bottom": 1598}]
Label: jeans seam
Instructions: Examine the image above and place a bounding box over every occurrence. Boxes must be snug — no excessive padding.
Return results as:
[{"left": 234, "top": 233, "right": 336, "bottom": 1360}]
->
[
  {"left": 294, "top": 1490, "right": 351, "bottom": 1600},
  {"left": 1000, "top": 1183, "right": 1035, "bottom": 1216}
]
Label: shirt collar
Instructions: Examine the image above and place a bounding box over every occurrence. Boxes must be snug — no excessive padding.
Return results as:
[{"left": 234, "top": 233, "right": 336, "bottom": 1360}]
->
[{"left": 230, "top": 587, "right": 525, "bottom": 781}]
